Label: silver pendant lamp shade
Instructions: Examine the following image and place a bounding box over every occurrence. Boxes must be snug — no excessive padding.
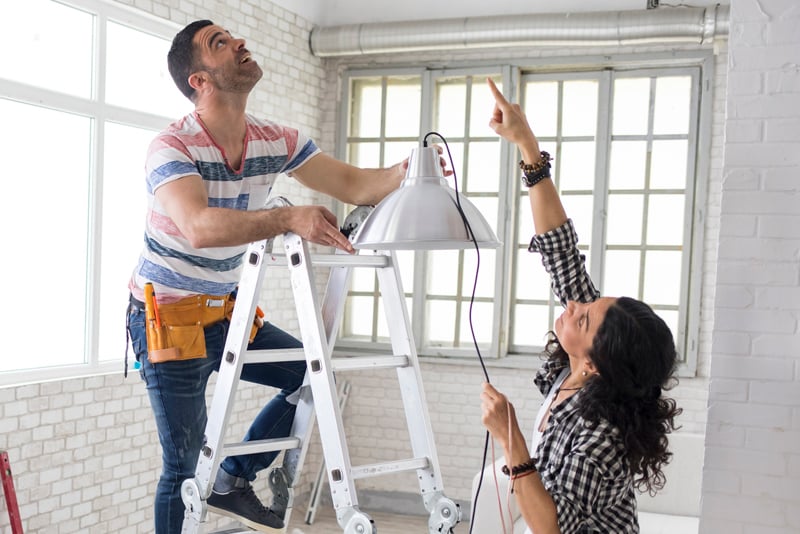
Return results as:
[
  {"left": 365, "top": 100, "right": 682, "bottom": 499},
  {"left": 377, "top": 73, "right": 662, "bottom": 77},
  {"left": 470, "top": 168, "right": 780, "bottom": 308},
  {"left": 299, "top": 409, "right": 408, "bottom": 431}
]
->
[{"left": 351, "top": 145, "right": 501, "bottom": 250}]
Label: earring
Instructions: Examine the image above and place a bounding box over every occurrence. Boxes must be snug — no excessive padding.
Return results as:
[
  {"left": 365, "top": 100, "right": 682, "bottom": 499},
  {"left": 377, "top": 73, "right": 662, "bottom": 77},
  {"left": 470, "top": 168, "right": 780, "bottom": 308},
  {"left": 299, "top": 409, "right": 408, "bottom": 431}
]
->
[{"left": 582, "top": 370, "right": 588, "bottom": 377}]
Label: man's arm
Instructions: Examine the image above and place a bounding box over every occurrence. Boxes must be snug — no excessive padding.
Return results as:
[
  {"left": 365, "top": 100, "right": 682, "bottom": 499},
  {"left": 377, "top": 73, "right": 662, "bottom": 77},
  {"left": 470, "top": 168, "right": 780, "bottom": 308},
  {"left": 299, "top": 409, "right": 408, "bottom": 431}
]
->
[
  {"left": 155, "top": 174, "right": 354, "bottom": 252},
  {"left": 290, "top": 153, "right": 406, "bottom": 207}
]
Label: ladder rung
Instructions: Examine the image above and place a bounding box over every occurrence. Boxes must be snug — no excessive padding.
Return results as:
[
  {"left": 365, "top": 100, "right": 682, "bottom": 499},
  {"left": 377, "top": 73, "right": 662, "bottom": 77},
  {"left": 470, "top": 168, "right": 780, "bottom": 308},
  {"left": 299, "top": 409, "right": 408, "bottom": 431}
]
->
[
  {"left": 243, "top": 348, "right": 306, "bottom": 364},
  {"left": 351, "top": 457, "right": 430, "bottom": 479},
  {"left": 264, "top": 254, "right": 391, "bottom": 268},
  {"left": 331, "top": 355, "right": 409, "bottom": 371},
  {"left": 222, "top": 437, "right": 301, "bottom": 457}
]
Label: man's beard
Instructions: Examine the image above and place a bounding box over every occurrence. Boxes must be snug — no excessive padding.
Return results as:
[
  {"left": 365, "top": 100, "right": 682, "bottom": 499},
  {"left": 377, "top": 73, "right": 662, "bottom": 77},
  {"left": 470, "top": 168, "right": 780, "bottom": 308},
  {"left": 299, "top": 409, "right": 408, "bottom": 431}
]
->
[{"left": 205, "top": 63, "right": 262, "bottom": 93}]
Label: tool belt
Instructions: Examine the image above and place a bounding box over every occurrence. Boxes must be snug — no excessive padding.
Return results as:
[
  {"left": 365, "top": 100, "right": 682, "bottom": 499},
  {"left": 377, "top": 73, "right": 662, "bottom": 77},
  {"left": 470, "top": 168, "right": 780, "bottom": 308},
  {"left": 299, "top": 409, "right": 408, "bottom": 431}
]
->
[{"left": 139, "top": 291, "right": 263, "bottom": 364}]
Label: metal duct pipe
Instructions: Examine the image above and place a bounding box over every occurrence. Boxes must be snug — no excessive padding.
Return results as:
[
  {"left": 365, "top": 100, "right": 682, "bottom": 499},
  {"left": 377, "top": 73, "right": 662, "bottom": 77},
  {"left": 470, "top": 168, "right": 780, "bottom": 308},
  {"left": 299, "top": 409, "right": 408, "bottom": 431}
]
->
[{"left": 310, "top": 5, "right": 729, "bottom": 57}]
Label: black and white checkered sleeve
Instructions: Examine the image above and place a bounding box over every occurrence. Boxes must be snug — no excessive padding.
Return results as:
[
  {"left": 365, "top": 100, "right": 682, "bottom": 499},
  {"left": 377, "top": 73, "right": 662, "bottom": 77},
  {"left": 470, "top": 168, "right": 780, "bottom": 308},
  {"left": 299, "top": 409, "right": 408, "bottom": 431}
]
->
[
  {"left": 549, "top": 424, "right": 637, "bottom": 533},
  {"left": 528, "top": 219, "right": 600, "bottom": 307}
]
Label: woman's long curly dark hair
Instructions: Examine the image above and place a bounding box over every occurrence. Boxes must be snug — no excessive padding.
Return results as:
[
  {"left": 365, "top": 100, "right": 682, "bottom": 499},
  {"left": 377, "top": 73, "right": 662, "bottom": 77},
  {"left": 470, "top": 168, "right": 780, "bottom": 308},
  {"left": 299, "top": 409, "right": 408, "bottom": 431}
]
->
[{"left": 545, "top": 297, "right": 682, "bottom": 494}]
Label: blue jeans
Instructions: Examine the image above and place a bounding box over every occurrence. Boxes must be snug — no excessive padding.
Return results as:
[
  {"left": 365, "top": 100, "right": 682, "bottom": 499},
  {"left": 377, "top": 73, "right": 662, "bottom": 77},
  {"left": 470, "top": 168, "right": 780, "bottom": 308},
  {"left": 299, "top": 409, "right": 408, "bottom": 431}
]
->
[{"left": 127, "top": 304, "right": 306, "bottom": 534}]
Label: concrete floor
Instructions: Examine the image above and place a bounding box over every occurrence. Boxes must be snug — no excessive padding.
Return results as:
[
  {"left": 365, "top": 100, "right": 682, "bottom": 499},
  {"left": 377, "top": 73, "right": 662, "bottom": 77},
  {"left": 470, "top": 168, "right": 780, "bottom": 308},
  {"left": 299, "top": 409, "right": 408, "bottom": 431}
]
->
[{"left": 219, "top": 505, "right": 471, "bottom": 533}]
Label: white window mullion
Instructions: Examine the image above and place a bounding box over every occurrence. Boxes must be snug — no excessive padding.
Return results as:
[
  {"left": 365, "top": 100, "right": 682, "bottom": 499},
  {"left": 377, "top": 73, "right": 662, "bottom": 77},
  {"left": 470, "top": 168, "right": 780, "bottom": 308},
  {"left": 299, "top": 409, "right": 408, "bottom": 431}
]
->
[{"left": 591, "top": 71, "right": 613, "bottom": 287}]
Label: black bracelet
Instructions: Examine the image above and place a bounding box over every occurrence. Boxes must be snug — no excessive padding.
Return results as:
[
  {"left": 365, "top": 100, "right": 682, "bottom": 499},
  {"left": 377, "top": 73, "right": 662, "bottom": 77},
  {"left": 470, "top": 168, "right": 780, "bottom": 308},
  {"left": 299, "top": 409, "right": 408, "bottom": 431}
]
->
[
  {"left": 501, "top": 458, "right": 537, "bottom": 477},
  {"left": 519, "top": 151, "right": 552, "bottom": 188}
]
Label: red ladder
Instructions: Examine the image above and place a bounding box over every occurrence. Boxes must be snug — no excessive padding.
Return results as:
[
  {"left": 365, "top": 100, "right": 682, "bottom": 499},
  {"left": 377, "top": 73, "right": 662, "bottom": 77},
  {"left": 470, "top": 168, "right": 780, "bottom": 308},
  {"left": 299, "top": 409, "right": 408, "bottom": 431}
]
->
[{"left": 1, "top": 450, "right": 23, "bottom": 534}]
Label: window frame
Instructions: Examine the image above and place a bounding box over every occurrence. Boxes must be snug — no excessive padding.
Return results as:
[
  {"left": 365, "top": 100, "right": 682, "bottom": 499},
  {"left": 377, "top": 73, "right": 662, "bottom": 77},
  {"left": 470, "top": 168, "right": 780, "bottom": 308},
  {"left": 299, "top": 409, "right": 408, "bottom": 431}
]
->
[
  {"left": 0, "top": 0, "right": 181, "bottom": 385},
  {"left": 335, "top": 53, "right": 714, "bottom": 377}
]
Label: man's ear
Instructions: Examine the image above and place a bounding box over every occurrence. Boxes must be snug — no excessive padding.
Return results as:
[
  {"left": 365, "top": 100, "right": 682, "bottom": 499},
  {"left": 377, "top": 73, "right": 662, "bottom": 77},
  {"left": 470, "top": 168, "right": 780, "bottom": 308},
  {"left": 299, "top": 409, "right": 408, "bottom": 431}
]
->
[{"left": 188, "top": 71, "right": 206, "bottom": 93}]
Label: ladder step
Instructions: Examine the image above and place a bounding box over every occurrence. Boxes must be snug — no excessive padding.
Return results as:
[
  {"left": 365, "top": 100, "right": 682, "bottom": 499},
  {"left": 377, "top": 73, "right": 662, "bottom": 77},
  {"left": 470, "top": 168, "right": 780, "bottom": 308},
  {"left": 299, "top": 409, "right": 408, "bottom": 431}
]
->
[
  {"left": 244, "top": 350, "right": 409, "bottom": 371},
  {"left": 265, "top": 253, "right": 391, "bottom": 268},
  {"left": 222, "top": 437, "right": 301, "bottom": 457},
  {"left": 244, "top": 348, "right": 306, "bottom": 364},
  {"left": 351, "top": 457, "right": 430, "bottom": 479},
  {"left": 331, "top": 354, "right": 409, "bottom": 371}
]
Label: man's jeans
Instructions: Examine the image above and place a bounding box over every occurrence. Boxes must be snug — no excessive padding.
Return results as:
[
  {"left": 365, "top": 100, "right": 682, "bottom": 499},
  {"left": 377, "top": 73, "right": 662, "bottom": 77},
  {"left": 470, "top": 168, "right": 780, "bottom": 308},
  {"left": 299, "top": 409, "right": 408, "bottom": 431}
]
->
[{"left": 127, "top": 304, "right": 306, "bottom": 534}]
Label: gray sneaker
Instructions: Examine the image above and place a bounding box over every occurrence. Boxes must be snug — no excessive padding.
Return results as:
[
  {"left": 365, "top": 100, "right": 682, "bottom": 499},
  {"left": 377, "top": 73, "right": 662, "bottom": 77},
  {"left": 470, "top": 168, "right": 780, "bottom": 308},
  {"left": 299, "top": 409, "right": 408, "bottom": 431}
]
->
[{"left": 207, "top": 471, "right": 285, "bottom": 533}]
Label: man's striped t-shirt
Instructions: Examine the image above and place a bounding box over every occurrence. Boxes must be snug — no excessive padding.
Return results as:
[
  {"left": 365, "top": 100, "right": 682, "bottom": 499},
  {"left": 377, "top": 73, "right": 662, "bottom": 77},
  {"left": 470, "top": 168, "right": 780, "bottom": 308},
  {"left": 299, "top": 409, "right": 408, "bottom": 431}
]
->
[{"left": 129, "top": 112, "right": 320, "bottom": 303}]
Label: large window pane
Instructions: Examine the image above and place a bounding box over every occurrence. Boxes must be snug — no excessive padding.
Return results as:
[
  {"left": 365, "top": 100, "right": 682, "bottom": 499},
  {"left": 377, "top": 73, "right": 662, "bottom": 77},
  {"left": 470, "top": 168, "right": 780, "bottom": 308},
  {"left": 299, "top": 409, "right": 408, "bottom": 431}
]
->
[
  {"left": 613, "top": 78, "right": 650, "bottom": 135},
  {"left": 654, "top": 76, "right": 692, "bottom": 135},
  {"left": 559, "top": 142, "right": 596, "bottom": 190},
  {"left": 466, "top": 142, "right": 501, "bottom": 193},
  {"left": 469, "top": 80, "right": 500, "bottom": 138},
  {"left": 609, "top": 141, "right": 647, "bottom": 189},
  {"left": 1, "top": 99, "right": 92, "bottom": 371},
  {"left": 606, "top": 195, "right": 644, "bottom": 245},
  {"left": 435, "top": 80, "right": 467, "bottom": 138},
  {"left": 97, "top": 122, "right": 155, "bottom": 362},
  {"left": 385, "top": 80, "right": 421, "bottom": 137},
  {"left": 562, "top": 80, "right": 598, "bottom": 136},
  {"left": 646, "top": 195, "right": 686, "bottom": 246},
  {"left": 512, "top": 304, "right": 551, "bottom": 347},
  {"left": 514, "top": 256, "right": 551, "bottom": 302},
  {"left": 643, "top": 251, "right": 683, "bottom": 306},
  {"left": 524, "top": 82, "right": 559, "bottom": 137},
  {"left": 603, "top": 250, "right": 641, "bottom": 298},
  {"left": 106, "top": 21, "right": 192, "bottom": 117},
  {"left": 1, "top": 0, "right": 93, "bottom": 98},
  {"left": 651, "top": 140, "right": 689, "bottom": 189},
  {"left": 350, "top": 79, "right": 382, "bottom": 137}
]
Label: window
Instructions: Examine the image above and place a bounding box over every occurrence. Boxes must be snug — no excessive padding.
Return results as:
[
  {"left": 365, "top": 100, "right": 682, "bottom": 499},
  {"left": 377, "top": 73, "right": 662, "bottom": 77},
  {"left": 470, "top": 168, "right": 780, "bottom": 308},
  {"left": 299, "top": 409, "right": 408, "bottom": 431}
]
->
[
  {"left": 339, "top": 62, "right": 709, "bottom": 375},
  {"left": 0, "top": 0, "right": 189, "bottom": 380}
]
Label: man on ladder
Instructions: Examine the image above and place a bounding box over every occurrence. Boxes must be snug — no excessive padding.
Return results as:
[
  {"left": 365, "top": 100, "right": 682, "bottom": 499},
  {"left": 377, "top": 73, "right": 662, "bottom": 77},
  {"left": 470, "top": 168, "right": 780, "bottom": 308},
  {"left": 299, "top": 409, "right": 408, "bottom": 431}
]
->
[{"left": 126, "top": 19, "right": 415, "bottom": 534}]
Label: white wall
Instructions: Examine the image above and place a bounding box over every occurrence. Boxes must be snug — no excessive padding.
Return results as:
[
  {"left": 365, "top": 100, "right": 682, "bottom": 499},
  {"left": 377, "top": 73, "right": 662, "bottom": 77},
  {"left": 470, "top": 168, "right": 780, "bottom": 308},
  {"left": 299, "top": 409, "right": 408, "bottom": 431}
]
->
[{"left": 701, "top": 1, "right": 800, "bottom": 533}]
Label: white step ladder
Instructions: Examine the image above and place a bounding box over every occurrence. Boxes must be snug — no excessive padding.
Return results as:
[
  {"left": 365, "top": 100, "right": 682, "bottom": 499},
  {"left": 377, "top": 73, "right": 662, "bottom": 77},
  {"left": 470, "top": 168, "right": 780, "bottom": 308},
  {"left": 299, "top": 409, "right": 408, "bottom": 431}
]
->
[{"left": 180, "top": 198, "right": 461, "bottom": 534}]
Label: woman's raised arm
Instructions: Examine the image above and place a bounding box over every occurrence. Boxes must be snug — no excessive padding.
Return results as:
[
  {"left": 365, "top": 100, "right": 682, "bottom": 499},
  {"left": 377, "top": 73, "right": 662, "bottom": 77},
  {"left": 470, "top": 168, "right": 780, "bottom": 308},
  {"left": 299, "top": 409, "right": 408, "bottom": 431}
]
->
[{"left": 487, "top": 78, "right": 568, "bottom": 235}]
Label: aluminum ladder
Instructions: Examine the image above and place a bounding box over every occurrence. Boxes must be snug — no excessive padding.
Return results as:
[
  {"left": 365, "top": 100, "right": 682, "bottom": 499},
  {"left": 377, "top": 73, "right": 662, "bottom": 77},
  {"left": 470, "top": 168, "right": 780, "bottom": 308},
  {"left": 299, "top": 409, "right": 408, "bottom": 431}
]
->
[{"left": 180, "top": 199, "right": 461, "bottom": 533}]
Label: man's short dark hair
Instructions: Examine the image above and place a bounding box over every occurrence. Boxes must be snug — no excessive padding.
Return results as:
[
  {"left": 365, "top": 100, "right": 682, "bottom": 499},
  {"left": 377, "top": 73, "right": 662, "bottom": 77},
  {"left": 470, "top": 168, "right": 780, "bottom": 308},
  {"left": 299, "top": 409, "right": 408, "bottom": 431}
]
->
[{"left": 167, "top": 19, "right": 214, "bottom": 102}]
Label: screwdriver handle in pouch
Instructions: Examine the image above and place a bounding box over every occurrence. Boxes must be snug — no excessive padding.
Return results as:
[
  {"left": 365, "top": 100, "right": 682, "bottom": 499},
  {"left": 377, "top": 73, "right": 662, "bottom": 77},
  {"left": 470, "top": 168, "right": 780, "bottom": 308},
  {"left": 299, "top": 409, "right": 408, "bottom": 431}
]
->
[{"left": 143, "top": 283, "right": 180, "bottom": 361}]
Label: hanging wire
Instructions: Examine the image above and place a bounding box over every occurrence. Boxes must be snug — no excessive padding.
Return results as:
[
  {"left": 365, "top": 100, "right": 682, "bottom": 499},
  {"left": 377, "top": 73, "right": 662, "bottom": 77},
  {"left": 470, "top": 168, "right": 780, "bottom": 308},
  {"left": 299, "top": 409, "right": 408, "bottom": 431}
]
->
[{"left": 422, "top": 131, "right": 497, "bottom": 534}]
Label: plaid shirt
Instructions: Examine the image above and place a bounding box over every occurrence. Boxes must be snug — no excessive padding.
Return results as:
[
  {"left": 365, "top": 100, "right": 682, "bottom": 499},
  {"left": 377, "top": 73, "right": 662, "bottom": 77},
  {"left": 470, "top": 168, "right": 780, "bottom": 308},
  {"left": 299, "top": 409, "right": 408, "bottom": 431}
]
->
[{"left": 528, "top": 220, "right": 639, "bottom": 533}]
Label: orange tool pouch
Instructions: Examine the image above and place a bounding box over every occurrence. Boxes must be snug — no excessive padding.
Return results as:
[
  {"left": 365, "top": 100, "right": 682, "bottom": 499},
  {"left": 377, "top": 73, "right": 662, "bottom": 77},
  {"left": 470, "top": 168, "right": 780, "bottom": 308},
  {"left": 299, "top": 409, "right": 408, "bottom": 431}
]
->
[{"left": 143, "top": 288, "right": 262, "bottom": 364}]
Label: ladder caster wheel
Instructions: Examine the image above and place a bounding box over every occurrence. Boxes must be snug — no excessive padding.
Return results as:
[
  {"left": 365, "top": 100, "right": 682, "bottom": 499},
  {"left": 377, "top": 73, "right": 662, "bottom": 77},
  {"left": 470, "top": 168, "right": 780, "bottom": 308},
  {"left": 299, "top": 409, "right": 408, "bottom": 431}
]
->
[{"left": 341, "top": 511, "right": 376, "bottom": 534}]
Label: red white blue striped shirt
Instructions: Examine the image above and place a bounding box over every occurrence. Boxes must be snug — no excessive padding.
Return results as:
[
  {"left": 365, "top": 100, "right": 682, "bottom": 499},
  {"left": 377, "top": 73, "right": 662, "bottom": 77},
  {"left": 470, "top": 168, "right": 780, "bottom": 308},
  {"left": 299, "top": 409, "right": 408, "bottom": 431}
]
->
[{"left": 130, "top": 112, "right": 320, "bottom": 302}]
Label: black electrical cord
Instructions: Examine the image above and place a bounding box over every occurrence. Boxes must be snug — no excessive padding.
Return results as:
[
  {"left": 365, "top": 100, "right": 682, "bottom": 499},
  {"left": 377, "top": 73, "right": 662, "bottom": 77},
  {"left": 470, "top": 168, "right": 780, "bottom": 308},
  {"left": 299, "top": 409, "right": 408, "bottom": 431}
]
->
[{"left": 423, "top": 132, "right": 492, "bottom": 534}]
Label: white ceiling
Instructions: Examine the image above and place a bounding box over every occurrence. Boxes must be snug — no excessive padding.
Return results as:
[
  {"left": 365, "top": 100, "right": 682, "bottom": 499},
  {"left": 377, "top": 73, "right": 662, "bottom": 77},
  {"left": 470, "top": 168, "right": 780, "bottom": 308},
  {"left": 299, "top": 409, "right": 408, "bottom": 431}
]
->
[{"left": 271, "top": 0, "right": 728, "bottom": 27}]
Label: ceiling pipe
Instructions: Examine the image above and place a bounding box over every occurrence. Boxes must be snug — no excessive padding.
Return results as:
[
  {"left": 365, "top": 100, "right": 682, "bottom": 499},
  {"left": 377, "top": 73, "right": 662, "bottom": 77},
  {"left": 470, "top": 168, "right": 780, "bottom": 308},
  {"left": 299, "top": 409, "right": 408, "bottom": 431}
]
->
[{"left": 309, "top": 5, "right": 729, "bottom": 57}]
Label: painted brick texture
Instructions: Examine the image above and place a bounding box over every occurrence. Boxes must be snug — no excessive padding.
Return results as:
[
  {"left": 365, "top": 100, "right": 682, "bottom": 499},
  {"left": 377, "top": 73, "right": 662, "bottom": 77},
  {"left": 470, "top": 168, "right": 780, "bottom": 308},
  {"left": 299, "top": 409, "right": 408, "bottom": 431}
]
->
[{"left": 701, "top": 1, "right": 800, "bottom": 533}]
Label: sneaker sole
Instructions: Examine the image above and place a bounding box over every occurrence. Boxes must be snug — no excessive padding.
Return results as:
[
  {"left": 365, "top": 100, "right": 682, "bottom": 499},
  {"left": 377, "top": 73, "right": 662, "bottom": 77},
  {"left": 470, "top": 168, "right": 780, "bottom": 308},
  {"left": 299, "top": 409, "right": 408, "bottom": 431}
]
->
[{"left": 207, "top": 504, "right": 286, "bottom": 533}]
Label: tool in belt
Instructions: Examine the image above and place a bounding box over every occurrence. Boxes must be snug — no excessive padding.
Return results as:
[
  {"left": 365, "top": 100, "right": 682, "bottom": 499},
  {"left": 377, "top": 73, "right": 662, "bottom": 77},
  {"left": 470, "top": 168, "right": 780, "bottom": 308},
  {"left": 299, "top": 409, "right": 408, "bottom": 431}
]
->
[{"left": 142, "top": 283, "right": 264, "bottom": 364}]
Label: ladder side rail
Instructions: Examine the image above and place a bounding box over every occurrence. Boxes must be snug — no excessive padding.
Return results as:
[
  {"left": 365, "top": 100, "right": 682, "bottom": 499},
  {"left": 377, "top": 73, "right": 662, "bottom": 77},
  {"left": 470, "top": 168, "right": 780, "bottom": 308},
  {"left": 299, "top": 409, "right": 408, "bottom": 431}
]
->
[
  {"left": 197, "top": 239, "right": 271, "bottom": 487},
  {"left": 283, "top": 233, "right": 363, "bottom": 517},
  {"left": 305, "top": 380, "right": 352, "bottom": 525},
  {"left": 321, "top": 250, "right": 357, "bottom": 345},
  {"left": 1, "top": 451, "right": 23, "bottom": 534},
  {"left": 376, "top": 251, "right": 445, "bottom": 491},
  {"left": 376, "top": 251, "right": 461, "bottom": 532},
  {"left": 267, "top": 378, "right": 315, "bottom": 526}
]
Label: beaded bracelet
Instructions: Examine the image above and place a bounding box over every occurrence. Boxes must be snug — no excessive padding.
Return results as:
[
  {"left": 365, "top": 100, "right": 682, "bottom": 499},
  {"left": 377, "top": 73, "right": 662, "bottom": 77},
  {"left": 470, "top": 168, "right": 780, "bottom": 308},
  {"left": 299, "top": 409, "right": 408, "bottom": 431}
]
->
[
  {"left": 519, "top": 151, "right": 552, "bottom": 188},
  {"left": 501, "top": 458, "right": 537, "bottom": 477}
]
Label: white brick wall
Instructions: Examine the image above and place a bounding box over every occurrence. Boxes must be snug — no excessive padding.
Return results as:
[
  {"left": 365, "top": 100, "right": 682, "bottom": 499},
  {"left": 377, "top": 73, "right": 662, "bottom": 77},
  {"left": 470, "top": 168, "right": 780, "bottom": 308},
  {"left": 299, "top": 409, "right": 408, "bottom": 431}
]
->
[
  {"left": 701, "top": 1, "right": 800, "bottom": 533},
  {"left": 0, "top": 1, "right": 737, "bottom": 533}
]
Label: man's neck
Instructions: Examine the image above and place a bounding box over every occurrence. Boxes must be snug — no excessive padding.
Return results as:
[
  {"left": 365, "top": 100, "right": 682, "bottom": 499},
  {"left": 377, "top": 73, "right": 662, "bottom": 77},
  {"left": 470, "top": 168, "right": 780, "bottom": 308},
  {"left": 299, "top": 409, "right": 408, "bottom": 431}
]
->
[{"left": 194, "top": 96, "right": 248, "bottom": 147}]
